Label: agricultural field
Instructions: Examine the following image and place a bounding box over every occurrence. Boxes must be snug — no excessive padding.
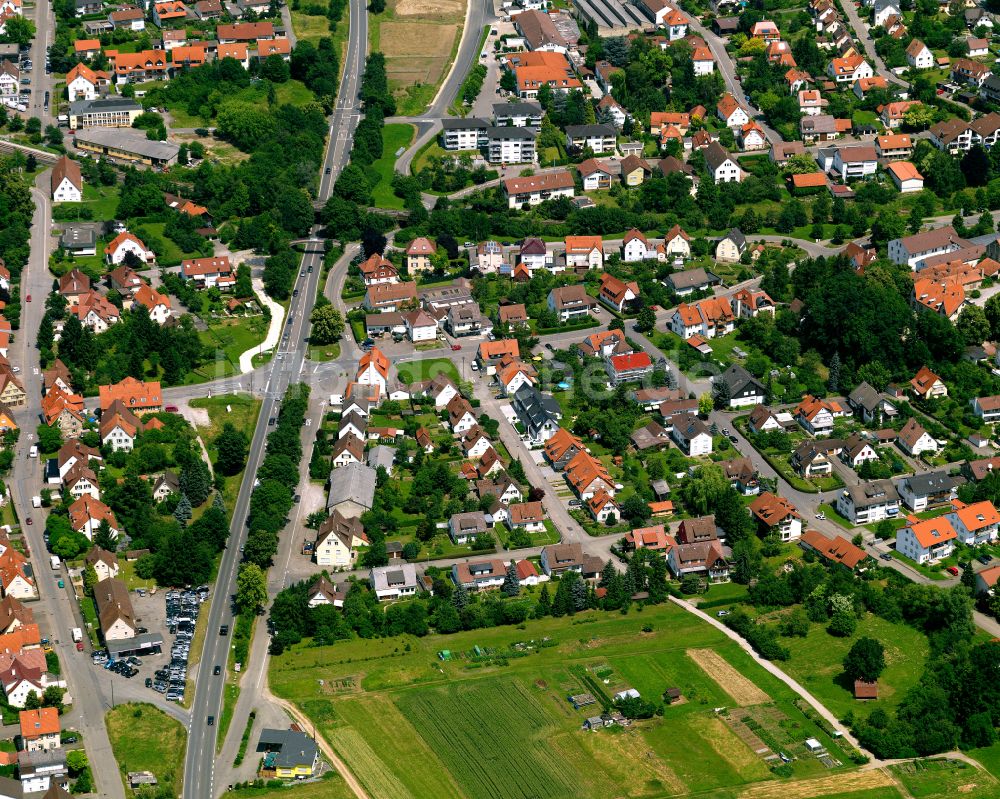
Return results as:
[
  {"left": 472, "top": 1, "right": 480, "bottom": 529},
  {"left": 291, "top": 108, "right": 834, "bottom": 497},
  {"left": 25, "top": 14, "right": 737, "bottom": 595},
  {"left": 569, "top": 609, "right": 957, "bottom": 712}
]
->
[
  {"left": 889, "top": 758, "right": 1000, "bottom": 799},
  {"left": 370, "top": 0, "right": 466, "bottom": 115},
  {"left": 225, "top": 773, "right": 355, "bottom": 799},
  {"left": 270, "top": 602, "right": 861, "bottom": 799}
]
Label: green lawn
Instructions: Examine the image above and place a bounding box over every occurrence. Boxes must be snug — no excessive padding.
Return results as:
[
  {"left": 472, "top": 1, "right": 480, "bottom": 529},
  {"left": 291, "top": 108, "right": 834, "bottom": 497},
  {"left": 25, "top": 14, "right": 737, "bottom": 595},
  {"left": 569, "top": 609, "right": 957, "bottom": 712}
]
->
[
  {"left": 370, "top": 123, "right": 415, "bottom": 210},
  {"left": 890, "top": 758, "right": 999, "bottom": 799},
  {"left": 189, "top": 394, "right": 262, "bottom": 515},
  {"left": 308, "top": 342, "right": 341, "bottom": 361},
  {"left": 781, "top": 613, "right": 929, "bottom": 721},
  {"left": 78, "top": 182, "right": 121, "bottom": 219},
  {"left": 395, "top": 357, "right": 460, "bottom": 385},
  {"left": 224, "top": 772, "right": 355, "bottom": 799},
  {"left": 270, "top": 602, "right": 857, "bottom": 799},
  {"left": 106, "top": 703, "right": 186, "bottom": 795},
  {"left": 199, "top": 316, "right": 269, "bottom": 375}
]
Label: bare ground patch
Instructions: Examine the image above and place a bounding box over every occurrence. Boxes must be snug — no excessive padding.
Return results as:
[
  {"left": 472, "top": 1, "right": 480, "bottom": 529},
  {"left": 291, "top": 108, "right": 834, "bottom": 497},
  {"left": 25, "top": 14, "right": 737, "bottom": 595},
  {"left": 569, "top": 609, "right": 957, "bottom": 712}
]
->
[
  {"left": 687, "top": 649, "right": 771, "bottom": 707},
  {"left": 739, "top": 769, "right": 895, "bottom": 799},
  {"left": 395, "top": 0, "right": 464, "bottom": 17}
]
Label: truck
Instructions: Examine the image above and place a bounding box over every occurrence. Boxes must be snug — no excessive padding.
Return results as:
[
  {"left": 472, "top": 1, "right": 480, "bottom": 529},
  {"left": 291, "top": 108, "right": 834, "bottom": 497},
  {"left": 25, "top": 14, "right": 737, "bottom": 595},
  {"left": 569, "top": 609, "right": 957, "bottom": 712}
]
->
[
  {"left": 71, "top": 628, "right": 82, "bottom": 643},
  {"left": 50, "top": 555, "right": 60, "bottom": 571},
  {"left": 31, "top": 496, "right": 40, "bottom": 508}
]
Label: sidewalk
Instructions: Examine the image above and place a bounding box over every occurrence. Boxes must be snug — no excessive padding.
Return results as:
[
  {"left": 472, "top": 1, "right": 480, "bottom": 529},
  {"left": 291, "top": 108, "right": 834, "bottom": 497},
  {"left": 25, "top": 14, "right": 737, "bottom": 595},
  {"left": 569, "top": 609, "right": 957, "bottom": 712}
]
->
[{"left": 238, "top": 278, "right": 285, "bottom": 373}]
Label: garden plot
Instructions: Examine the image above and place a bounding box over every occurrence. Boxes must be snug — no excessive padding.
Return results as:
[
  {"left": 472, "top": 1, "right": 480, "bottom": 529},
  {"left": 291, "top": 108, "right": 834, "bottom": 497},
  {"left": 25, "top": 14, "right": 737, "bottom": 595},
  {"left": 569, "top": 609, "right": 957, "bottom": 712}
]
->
[{"left": 687, "top": 648, "right": 771, "bottom": 706}]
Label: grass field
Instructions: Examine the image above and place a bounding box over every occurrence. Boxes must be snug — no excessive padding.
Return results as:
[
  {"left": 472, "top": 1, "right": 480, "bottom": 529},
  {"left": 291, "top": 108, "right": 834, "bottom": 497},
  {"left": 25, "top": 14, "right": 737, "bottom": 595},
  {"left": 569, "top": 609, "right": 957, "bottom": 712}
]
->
[
  {"left": 199, "top": 316, "right": 269, "bottom": 378},
  {"left": 780, "top": 613, "right": 929, "bottom": 721},
  {"left": 890, "top": 758, "right": 1000, "bottom": 799},
  {"left": 225, "top": 772, "right": 355, "bottom": 799},
  {"left": 395, "top": 357, "right": 461, "bottom": 385},
  {"left": 370, "top": 123, "right": 415, "bottom": 209},
  {"left": 106, "top": 703, "right": 186, "bottom": 795},
  {"left": 270, "top": 602, "right": 858, "bottom": 799},
  {"left": 78, "top": 182, "right": 121, "bottom": 219},
  {"left": 370, "top": 0, "right": 466, "bottom": 115},
  {"left": 189, "top": 394, "right": 262, "bottom": 514}
]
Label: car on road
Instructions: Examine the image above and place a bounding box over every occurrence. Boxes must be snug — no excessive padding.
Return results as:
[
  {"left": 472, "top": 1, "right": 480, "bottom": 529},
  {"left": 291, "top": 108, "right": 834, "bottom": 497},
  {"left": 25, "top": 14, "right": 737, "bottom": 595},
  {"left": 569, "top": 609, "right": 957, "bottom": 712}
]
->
[
  {"left": 325, "top": 167, "right": 331, "bottom": 174},
  {"left": 268, "top": 417, "right": 276, "bottom": 426},
  {"left": 568, "top": 499, "right": 582, "bottom": 507},
  {"left": 76, "top": 642, "right": 83, "bottom": 651},
  {"left": 207, "top": 716, "right": 214, "bottom": 725},
  {"left": 214, "top": 665, "right": 221, "bottom": 675},
  {"left": 165, "top": 405, "right": 178, "bottom": 413},
  {"left": 308, "top": 266, "right": 313, "bottom": 273},
  {"left": 220, "top": 624, "right": 229, "bottom": 635},
  {"left": 293, "top": 289, "right": 298, "bottom": 296},
  {"left": 25, "top": 295, "right": 30, "bottom": 302},
  {"left": 947, "top": 566, "right": 960, "bottom": 575},
  {"left": 451, "top": 344, "right": 461, "bottom": 351},
  {"left": 728, "top": 435, "right": 738, "bottom": 443},
  {"left": 545, "top": 343, "right": 553, "bottom": 351},
  {"left": 722, "top": 429, "right": 729, "bottom": 436},
  {"left": 25, "top": 518, "right": 31, "bottom": 525},
  {"left": 815, "top": 512, "right": 826, "bottom": 520},
  {"left": 300, "top": 270, "right": 305, "bottom": 276}
]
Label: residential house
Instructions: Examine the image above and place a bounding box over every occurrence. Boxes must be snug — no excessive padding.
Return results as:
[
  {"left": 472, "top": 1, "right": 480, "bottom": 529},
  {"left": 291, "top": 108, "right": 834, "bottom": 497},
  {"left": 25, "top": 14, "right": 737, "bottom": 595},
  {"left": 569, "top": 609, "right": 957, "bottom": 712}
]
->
[
  {"left": 540, "top": 543, "right": 602, "bottom": 578},
  {"left": 898, "top": 471, "right": 964, "bottom": 511},
  {"left": 598, "top": 273, "right": 639, "bottom": 313},
  {"left": 876, "top": 134, "right": 912, "bottom": 160},
  {"left": 715, "top": 364, "right": 766, "bottom": 408},
  {"left": 314, "top": 510, "right": 366, "bottom": 568},
  {"left": 511, "top": 384, "right": 561, "bottom": 443},
  {"left": 841, "top": 432, "right": 879, "bottom": 468},
  {"left": 848, "top": 381, "right": 898, "bottom": 423},
  {"left": 669, "top": 266, "right": 721, "bottom": 295},
  {"left": 577, "top": 159, "right": 614, "bottom": 191},
  {"left": 666, "top": 540, "right": 730, "bottom": 582},
  {"left": 716, "top": 93, "right": 749, "bottom": 128},
  {"left": 544, "top": 428, "right": 585, "bottom": 471},
  {"left": 832, "top": 144, "right": 878, "bottom": 180},
  {"left": 799, "top": 529, "right": 869, "bottom": 570},
  {"left": 547, "top": 285, "right": 596, "bottom": 321},
  {"left": 671, "top": 413, "right": 713, "bottom": 456},
  {"left": 971, "top": 395, "right": 1000, "bottom": 423},
  {"left": 715, "top": 229, "right": 746, "bottom": 263},
  {"left": 50, "top": 157, "right": 82, "bottom": 203},
  {"left": 405, "top": 237, "right": 436, "bottom": 274},
  {"left": 794, "top": 394, "right": 842, "bottom": 436},
  {"left": 910, "top": 365, "right": 948, "bottom": 398},
  {"left": 104, "top": 231, "right": 153, "bottom": 265},
  {"left": 363, "top": 282, "right": 418, "bottom": 312},
  {"left": 93, "top": 578, "right": 135, "bottom": 641},
  {"left": 886, "top": 160, "right": 924, "bottom": 193},
  {"left": 507, "top": 501, "right": 546, "bottom": 533},
  {"left": 448, "top": 511, "right": 489, "bottom": 545},
  {"left": 564, "top": 235, "right": 604, "bottom": 270},
  {"left": 889, "top": 226, "right": 969, "bottom": 270},
  {"left": 451, "top": 559, "right": 508, "bottom": 591},
  {"left": 749, "top": 492, "right": 803, "bottom": 541},
  {"left": 503, "top": 171, "right": 575, "bottom": 208},
  {"left": 836, "top": 480, "right": 900, "bottom": 524},
  {"left": 565, "top": 124, "right": 617, "bottom": 154},
  {"left": 447, "top": 395, "right": 478, "bottom": 434},
  {"left": 369, "top": 564, "right": 419, "bottom": 600},
  {"left": 358, "top": 254, "right": 399, "bottom": 285},
  {"left": 730, "top": 288, "right": 775, "bottom": 318},
  {"left": 83, "top": 546, "right": 119, "bottom": 582},
  {"left": 704, "top": 141, "right": 742, "bottom": 183},
  {"left": 897, "top": 417, "right": 938, "bottom": 457},
  {"left": 18, "top": 708, "right": 59, "bottom": 753},
  {"left": 98, "top": 377, "right": 161, "bottom": 414},
  {"left": 606, "top": 352, "right": 653, "bottom": 385},
  {"left": 946, "top": 499, "right": 1000, "bottom": 545},
  {"left": 564, "top": 451, "right": 615, "bottom": 500},
  {"left": 896, "top": 516, "right": 957, "bottom": 564},
  {"left": 181, "top": 255, "right": 233, "bottom": 289},
  {"left": 905, "top": 39, "right": 933, "bottom": 69},
  {"left": 828, "top": 53, "right": 873, "bottom": 83}
]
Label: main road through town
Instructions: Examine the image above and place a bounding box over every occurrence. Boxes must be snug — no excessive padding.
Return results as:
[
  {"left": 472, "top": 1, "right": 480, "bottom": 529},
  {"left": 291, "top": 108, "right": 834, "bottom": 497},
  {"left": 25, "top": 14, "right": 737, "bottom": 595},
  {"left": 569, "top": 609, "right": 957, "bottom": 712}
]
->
[{"left": 181, "top": 0, "right": 368, "bottom": 796}]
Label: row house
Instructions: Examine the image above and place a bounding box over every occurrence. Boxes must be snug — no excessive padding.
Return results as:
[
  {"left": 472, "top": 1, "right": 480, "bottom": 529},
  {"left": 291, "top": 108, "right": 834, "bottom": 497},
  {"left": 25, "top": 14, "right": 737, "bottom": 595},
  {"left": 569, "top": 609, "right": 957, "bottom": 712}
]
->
[
  {"left": 502, "top": 171, "right": 574, "bottom": 209},
  {"left": 896, "top": 516, "right": 957, "bottom": 564}
]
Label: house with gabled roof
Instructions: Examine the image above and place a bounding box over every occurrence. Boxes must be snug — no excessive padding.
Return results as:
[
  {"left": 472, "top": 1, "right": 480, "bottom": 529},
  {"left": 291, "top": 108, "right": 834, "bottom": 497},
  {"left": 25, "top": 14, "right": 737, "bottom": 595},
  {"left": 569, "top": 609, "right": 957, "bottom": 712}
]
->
[
  {"left": 598, "top": 273, "right": 639, "bottom": 313},
  {"left": 896, "top": 516, "right": 957, "bottom": 564},
  {"left": 946, "top": 499, "right": 1000, "bottom": 545},
  {"left": 910, "top": 365, "right": 947, "bottom": 399},
  {"left": 750, "top": 492, "right": 802, "bottom": 541}
]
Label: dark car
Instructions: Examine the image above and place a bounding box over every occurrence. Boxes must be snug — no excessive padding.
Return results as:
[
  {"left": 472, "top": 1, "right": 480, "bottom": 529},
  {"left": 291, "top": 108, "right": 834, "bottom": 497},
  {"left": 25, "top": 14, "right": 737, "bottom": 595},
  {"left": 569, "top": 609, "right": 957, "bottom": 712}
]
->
[
  {"left": 220, "top": 624, "right": 229, "bottom": 636},
  {"left": 325, "top": 167, "right": 331, "bottom": 174},
  {"left": 63, "top": 735, "right": 78, "bottom": 744},
  {"left": 880, "top": 553, "right": 893, "bottom": 561},
  {"left": 728, "top": 435, "right": 738, "bottom": 443},
  {"left": 214, "top": 665, "right": 221, "bottom": 675},
  {"left": 978, "top": 554, "right": 993, "bottom": 565},
  {"left": 145, "top": 678, "right": 153, "bottom": 688},
  {"left": 268, "top": 417, "right": 276, "bottom": 426},
  {"left": 25, "top": 518, "right": 32, "bottom": 525},
  {"left": 207, "top": 715, "right": 215, "bottom": 726}
]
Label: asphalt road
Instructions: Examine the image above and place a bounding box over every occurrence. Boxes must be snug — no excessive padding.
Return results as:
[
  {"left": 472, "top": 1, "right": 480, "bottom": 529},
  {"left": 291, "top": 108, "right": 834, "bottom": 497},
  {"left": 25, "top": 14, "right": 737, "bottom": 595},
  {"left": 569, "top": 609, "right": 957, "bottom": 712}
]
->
[{"left": 182, "top": 1, "right": 368, "bottom": 795}]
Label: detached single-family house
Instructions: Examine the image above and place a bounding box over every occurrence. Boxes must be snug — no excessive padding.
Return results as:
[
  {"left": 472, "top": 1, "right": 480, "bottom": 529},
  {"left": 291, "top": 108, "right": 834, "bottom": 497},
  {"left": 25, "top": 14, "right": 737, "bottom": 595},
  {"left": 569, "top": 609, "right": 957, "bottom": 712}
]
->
[
  {"left": 897, "top": 417, "right": 938, "bottom": 457},
  {"left": 896, "top": 516, "right": 957, "bottom": 564},
  {"left": 749, "top": 492, "right": 803, "bottom": 541}
]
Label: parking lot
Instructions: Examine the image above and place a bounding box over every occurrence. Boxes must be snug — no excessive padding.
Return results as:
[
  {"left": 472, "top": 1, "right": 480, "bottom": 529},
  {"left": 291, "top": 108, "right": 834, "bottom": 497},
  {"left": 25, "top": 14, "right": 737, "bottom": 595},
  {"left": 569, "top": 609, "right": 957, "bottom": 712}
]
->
[{"left": 90, "top": 586, "right": 208, "bottom": 704}]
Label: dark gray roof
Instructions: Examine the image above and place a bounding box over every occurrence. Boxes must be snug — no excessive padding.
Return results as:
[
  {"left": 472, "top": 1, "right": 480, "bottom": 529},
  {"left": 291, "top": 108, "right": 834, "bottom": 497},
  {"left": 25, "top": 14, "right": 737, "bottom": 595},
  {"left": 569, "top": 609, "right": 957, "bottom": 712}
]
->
[
  {"left": 442, "top": 117, "right": 489, "bottom": 129},
  {"left": 723, "top": 228, "right": 746, "bottom": 249},
  {"left": 848, "top": 381, "right": 881, "bottom": 412},
  {"left": 673, "top": 413, "right": 709, "bottom": 441},
  {"left": 565, "top": 123, "right": 616, "bottom": 138},
  {"left": 70, "top": 97, "right": 142, "bottom": 115},
  {"left": 485, "top": 125, "right": 536, "bottom": 140},
  {"left": 493, "top": 101, "right": 543, "bottom": 118},
  {"left": 60, "top": 225, "right": 97, "bottom": 249},
  {"left": 512, "top": 384, "right": 560, "bottom": 429},
  {"left": 704, "top": 141, "right": 735, "bottom": 171},
  {"left": 719, "top": 364, "right": 763, "bottom": 395},
  {"left": 669, "top": 267, "right": 720, "bottom": 290},
  {"left": 256, "top": 729, "right": 318, "bottom": 769},
  {"left": 901, "top": 471, "right": 965, "bottom": 496},
  {"left": 843, "top": 479, "right": 899, "bottom": 507}
]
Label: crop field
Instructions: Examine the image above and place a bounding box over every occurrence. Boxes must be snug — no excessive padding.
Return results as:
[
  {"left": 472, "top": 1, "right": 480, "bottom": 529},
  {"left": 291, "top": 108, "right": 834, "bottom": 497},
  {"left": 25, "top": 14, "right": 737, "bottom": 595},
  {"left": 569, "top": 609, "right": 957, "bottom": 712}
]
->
[
  {"left": 270, "top": 602, "right": 861, "bottom": 799},
  {"left": 738, "top": 770, "right": 897, "bottom": 799},
  {"left": 688, "top": 649, "right": 771, "bottom": 706}
]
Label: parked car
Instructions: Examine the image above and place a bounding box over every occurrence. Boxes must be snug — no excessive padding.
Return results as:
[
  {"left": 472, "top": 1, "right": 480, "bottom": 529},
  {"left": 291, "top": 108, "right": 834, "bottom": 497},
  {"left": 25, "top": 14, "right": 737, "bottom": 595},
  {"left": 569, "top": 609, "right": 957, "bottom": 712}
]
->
[
  {"left": 717, "top": 610, "right": 730, "bottom": 617},
  {"left": 978, "top": 554, "right": 993, "bottom": 565},
  {"left": 451, "top": 344, "right": 461, "bottom": 351},
  {"left": 880, "top": 553, "right": 893, "bottom": 561},
  {"left": 947, "top": 566, "right": 960, "bottom": 575}
]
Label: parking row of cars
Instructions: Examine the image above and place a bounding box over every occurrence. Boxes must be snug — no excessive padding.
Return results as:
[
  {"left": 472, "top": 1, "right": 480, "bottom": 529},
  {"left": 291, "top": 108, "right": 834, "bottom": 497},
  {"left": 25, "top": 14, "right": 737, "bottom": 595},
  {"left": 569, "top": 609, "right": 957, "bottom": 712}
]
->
[
  {"left": 91, "top": 650, "right": 141, "bottom": 679},
  {"left": 160, "top": 588, "right": 206, "bottom": 701}
]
